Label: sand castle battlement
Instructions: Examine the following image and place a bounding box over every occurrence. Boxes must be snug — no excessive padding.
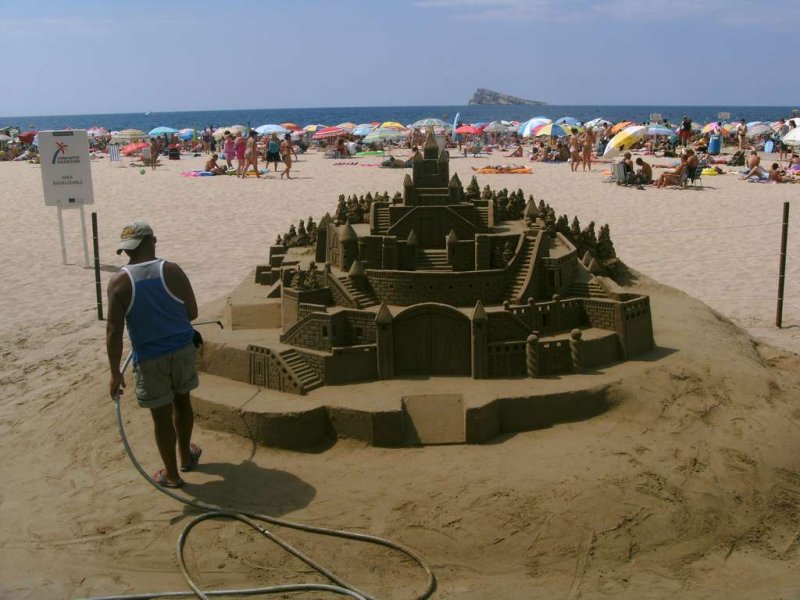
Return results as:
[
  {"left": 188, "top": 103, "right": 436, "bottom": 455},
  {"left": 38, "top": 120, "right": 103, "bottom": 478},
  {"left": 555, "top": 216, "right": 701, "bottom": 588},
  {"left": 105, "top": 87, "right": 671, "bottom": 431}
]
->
[{"left": 194, "top": 134, "right": 655, "bottom": 446}]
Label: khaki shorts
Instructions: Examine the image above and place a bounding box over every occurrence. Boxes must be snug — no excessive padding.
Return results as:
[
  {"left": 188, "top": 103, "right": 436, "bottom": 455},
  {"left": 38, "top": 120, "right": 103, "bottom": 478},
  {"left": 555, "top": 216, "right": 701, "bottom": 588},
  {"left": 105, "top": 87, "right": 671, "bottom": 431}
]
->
[{"left": 132, "top": 343, "right": 199, "bottom": 409}]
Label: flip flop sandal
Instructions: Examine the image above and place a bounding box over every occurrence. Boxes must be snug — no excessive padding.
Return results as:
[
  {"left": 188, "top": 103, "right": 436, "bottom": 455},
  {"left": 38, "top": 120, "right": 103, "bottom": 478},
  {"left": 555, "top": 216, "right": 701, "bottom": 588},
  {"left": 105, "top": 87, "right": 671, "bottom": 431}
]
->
[
  {"left": 180, "top": 443, "right": 202, "bottom": 472},
  {"left": 152, "top": 469, "right": 184, "bottom": 488}
]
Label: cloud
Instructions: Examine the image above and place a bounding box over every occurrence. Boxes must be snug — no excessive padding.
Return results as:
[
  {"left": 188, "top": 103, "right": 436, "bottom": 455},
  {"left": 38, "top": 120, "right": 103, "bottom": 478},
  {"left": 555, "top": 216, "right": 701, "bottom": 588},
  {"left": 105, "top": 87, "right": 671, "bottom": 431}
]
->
[{"left": 415, "top": 0, "right": 800, "bottom": 26}]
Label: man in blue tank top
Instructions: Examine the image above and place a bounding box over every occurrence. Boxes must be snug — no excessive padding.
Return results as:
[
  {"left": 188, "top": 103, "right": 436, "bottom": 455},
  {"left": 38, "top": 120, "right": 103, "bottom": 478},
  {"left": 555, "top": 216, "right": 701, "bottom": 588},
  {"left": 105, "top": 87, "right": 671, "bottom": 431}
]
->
[{"left": 106, "top": 220, "right": 201, "bottom": 488}]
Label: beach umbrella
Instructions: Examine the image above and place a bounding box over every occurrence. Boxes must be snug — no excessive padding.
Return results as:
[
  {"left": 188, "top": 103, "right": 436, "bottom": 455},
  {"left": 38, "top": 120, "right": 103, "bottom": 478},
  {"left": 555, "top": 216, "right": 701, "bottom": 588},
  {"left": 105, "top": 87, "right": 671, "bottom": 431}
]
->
[
  {"left": 303, "top": 124, "right": 326, "bottom": 133},
  {"left": 121, "top": 142, "right": 148, "bottom": 156},
  {"left": 645, "top": 124, "right": 676, "bottom": 137},
  {"left": 483, "top": 121, "right": 510, "bottom": 133},
  {"left": 455, "top": 125, "right": 483, "bottom": 135},
  {"left": 452, "top": 112, "right": 461, "bottom": 131},
  {"left": 18, "top": 130, "right": 36, "bottom": 143},
  {"left": 782, "top": 128, "right": 800, "bottom": 146},
  {"left": 363, "top": 128, "right": 408, "bottom": 143},
  {"left": 555, "top": 116, "right": 580, "bottom": 126},
  {"left": 534, "top": 123, "right": 570, "bottom": 138},
  {"left": 518, "top": 117, "right": 551, "bottom": 137},
  {"left": 746, "top": 122, "right": 771, "bottom": 137},
  {"left": 281, "top": 122, "right": 301, "bottom": 132},
  {"left": 411, "top": 118, "right": 448, "bottom": 129},
  {"left": 177, "top": 128, "right": 194, "bottom": 141},
  {"left": 337, "top": 122, "right": 357, "bottom": 131},
  {"left": 312, "top": 126, "right": 347, "bottom": 140},
  {"left": 149, "top": 126, "right": 179, "bottom": 136},
  {"left": 585, "top": 117, "right": 610, "bottom": 129},
  {"left": 86, "top": 127, "right": 108, "bottom": 138},
  {"left": 610, "top": 121, "right": 635, "bottom": 134},
  {"left": 0, "top": 134, "right": 12, "bottom": 143},
  {"left": 380, "top": 121, "right": 407, "bottom": 131},
  {"left": 701, "top": 122, "right": 726, "bottom": 134},
  {"left": 352, "top": 124, "right": 375, "bottom": 136},
  {"left": 255, "top": 124, "right": 289, "bottom": 135},
  {"left": 213, "top": 125, "right": 246, "bottom": 140},
  {"left": 603, "top": 125, "right": 646, "bottom": 158}
]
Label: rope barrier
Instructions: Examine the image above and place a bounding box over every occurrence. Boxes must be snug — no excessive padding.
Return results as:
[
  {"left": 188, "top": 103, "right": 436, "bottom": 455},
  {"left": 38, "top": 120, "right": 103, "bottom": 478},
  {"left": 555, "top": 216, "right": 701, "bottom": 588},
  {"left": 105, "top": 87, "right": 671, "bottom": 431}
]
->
[{"left": 85, "top": 335, "right": 436, "bottom": 600}]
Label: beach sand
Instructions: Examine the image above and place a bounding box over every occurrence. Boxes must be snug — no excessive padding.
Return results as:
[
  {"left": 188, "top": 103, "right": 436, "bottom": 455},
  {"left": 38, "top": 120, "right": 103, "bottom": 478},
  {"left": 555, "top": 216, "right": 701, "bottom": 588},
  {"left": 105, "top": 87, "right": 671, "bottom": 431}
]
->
[{"left": 1, "top": 149, "right": 800, "bottom": 598}]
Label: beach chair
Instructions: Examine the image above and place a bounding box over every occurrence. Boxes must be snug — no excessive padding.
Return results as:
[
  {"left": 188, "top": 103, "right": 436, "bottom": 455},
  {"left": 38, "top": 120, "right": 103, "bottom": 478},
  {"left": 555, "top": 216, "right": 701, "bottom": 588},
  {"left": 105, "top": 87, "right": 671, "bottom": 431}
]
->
[
  {"left": 467, "top": 142, "right": 485, "bottom": 157},
  {"left": 108, "top": 143, "right": 123, "bottom": 167},
  {"left": 687, "top": 165, "right": 703, "bottom": 188},
  {"left": 610, "top": 162, "right": 629, "bottom": 185}
]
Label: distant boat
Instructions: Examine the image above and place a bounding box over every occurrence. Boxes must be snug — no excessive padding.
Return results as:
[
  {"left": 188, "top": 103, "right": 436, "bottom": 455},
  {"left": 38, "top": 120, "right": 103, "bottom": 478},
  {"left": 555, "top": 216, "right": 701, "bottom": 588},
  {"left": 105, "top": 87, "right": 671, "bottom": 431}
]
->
[{"left": 145, "top": 112, "right": 151, "bottom": 116}]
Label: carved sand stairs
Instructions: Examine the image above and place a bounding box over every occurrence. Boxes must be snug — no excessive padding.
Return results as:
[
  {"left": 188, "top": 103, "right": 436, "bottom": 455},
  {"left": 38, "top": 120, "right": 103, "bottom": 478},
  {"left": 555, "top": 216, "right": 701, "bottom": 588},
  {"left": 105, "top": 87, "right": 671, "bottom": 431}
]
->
[
  {"left": 567, "top": 279, "right": 606, "bottom": 299},
  {"left": 417, "top": 249, "right": 453, "bottom": 271},
  {"left": 503, "top": 236, "right": 536, "bottom": 301},
  {"left": 374, "top": 204, "right": 391, "bottom": 234},
  {"left": 278, "top": 349, "right": 323, "bottom": 393},
  {"left": 337, "top": 276, "right": 379, "bottom": 308},
  {"left": 475, "top": 206, "right": 490, "bottom": 231}
]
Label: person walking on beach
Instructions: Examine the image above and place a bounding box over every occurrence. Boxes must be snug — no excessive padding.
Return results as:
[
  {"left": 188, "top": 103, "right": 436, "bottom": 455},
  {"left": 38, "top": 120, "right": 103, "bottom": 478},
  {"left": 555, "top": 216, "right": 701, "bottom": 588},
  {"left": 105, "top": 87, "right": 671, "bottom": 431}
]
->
[
  {"left": 679, "top": 116, "right": 692, "bottom": 148},
  {"left": 280, "top": 133, "right": 297, "bottom": 180},
  {"left": 737, "top": 119, "right": 748, "bottom": 150},
  {"left": 222, "top": 131, "right": 234, "bottom": 170},
  {"left": 234, "top": 131, "right": 246, "bottom": 176},
  {"left": 581, "top": 127, "right": 595, "bottom": 171},
  {"left": 149, "top": 137, "right": 159, "bottom": 171},
  {"left": 106, "top": 221, "right": 201, "bottom": 488},
  {"left": 240, "top": 130, "right": 260, "bottom": 178},
  {"left": 266, "top": 132, "right": 281, "bottom": 173}
]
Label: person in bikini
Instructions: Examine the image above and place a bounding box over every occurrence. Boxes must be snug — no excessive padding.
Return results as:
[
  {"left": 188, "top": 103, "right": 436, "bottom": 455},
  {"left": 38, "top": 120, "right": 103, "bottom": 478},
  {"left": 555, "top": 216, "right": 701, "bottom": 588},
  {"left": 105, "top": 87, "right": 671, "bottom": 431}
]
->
[
  {"left": 234, "top": 131, "right": 246, "bottom": 176},
  {"left": 568, "top": 128, "right": 581, "bottom": 172},
  {"left": 581, "top": 127, "right": 595, "bottom": 170},
  {"left": 240, "top": 130, "right": 260, "bottom": 178},
  {"left": 280, "top": 133, "right": 297, "bottom": 179}
]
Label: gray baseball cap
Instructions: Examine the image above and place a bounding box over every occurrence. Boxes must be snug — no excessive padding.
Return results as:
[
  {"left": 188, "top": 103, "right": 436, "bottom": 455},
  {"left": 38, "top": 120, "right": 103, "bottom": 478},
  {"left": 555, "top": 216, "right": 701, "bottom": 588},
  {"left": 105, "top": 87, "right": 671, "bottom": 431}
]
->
[{"left": 116, "top": 220, "right": 154, "bottom": 254}]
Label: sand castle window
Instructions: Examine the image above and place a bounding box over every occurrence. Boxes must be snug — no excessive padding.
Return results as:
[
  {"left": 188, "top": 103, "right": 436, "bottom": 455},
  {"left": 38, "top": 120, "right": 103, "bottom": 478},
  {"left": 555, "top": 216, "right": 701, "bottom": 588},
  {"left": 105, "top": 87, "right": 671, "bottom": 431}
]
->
[
  {"left": 321, "top": 326, "right": 328, "bottom": 338},
  {"left": 548, "top": 271, "right": 556, "bottom": 287},
  {"left": 355, "top": 327, "right": 364, "bottom": 339},
  {"left": 542, "top": 313, "right": 550, "bottom": 327}
]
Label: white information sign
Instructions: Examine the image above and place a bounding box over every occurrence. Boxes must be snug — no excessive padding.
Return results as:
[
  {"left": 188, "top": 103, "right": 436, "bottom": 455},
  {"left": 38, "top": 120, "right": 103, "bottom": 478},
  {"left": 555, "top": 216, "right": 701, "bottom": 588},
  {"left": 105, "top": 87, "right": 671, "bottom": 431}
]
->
[
  {"left": 649, "top": 113, "right": 662, "bottom": 123},
  {"left": 718, "top": 112, "right": 731, "bottom": 120},
  {"left": 38, "top": 129, "right": 94, "bottom": 207}
]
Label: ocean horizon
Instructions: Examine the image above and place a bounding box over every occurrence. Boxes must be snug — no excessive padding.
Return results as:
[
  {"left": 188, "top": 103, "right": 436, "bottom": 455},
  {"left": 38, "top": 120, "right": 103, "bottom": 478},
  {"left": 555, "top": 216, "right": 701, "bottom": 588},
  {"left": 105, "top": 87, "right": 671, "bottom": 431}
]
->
[{"left": 3, "top": 105, "right": 798, "bottom": 133}]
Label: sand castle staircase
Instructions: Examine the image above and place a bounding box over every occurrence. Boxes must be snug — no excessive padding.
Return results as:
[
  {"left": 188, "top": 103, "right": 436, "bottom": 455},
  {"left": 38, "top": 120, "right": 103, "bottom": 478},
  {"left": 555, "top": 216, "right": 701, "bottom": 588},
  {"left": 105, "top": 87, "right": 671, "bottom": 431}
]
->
[
  {"left": 278, "top": 349, "right": 323, "bottom": 393},
  {"left": 373, "top": 203, "right": 391, "bottom": 235},
  {"left": 567, "top": 278, "right": 606, "bottom": 299},
  {"left": 474, "top": 206, "right": 490, "bottom": 231},
  {"left": 336, "top": 275, "right": 379, "bottom": 308},
  {"left": 417, "top": 248, "right": 453, "bottom": 271},
  {"left": 503, "top": 234, "right": 538, "bottom": 302}
]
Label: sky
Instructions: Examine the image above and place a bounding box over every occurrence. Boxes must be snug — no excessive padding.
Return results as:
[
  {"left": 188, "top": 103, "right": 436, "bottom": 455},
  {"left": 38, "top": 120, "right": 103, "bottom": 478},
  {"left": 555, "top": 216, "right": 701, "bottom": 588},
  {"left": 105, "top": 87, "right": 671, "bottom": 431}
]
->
[{"left": 2, "top": 0, "right": 798, "bottom": 116}]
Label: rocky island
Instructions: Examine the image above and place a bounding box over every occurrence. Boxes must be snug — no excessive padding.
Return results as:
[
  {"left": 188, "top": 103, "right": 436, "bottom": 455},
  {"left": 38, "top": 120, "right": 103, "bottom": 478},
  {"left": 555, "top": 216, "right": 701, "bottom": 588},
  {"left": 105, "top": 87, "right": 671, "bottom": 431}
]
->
[{"left": 468, "top": 88, "right": 546, "bottom": 106}]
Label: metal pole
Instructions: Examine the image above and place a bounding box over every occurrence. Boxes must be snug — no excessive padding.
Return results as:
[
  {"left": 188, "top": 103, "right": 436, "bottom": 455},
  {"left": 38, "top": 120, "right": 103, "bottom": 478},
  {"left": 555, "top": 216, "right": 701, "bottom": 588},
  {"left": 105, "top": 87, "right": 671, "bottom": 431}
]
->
[
  {"left": 776, "top": 201, "right": 790, "bottom": 328},
  {"left": 92, "top": 212, "right": 103, "bottom": 321},
  {"left": 57, "top": 206, "right": 67, "bottom": 264},
  {"left": 79, "top": 204, "right": 90, "bottom": 266}
]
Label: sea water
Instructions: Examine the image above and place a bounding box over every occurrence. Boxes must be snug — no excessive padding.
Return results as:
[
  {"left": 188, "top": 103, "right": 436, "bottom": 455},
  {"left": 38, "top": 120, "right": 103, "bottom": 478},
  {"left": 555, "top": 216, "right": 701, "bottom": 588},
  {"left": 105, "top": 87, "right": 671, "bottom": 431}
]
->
[{"left": 2, "top": 105, "right": 797, "bottom": 132}]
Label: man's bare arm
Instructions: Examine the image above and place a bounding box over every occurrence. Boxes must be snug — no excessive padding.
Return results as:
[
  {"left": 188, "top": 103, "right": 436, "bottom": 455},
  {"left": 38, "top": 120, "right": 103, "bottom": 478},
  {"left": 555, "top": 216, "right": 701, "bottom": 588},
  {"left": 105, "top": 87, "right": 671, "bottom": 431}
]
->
[
  {"left": 163, "top": 262, "right": 198, "bottom": 321},
  {"left": 106, "top": 272, "right": 130, "bottom": 398}
]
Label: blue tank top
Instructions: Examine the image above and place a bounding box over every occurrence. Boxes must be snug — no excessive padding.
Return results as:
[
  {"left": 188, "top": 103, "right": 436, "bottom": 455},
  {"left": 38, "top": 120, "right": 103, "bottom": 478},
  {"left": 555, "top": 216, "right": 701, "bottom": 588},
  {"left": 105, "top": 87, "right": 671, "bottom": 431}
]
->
[
  {"left": 122, "top": 259, "right": 193, "bottom": 362},
  {"left": 268, "top": 139, "right": 280, "bottom": 153}
]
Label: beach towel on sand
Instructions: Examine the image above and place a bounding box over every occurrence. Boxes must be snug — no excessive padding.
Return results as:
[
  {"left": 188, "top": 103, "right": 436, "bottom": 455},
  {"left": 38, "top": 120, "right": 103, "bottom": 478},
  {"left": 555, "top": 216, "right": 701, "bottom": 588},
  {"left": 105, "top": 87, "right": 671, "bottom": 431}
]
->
[{"left": 472, "top": 165, "right": 532, "bottom": 174}]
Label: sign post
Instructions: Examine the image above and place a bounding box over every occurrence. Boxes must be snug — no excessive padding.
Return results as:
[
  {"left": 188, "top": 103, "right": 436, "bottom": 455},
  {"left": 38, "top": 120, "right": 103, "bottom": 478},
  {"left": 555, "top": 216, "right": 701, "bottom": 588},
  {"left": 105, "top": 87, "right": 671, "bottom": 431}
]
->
[{"left": 38, "top": 130, "right": 94, "bottom": 265}]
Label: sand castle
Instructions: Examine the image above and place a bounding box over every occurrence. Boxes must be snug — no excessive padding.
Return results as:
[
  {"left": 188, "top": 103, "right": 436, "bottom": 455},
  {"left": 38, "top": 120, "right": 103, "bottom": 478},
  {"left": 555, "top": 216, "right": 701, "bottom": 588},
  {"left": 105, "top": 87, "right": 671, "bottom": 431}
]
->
[{"left": 196, "top": 134, "right": 655, "bottom": 447}]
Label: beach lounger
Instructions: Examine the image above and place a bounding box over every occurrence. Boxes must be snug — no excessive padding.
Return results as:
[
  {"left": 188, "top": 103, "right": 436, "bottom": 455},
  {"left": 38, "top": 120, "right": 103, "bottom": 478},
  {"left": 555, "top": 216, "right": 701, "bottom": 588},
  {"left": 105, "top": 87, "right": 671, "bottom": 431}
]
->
[
  {"left": 609, "top": 162, "right": 630, "bottom": 185},
  {"left": 108, "top": 143, "right": 123, "bottom": 167},
  {"left": 687, "top": 165, "right": 703, "bottom": 188}
]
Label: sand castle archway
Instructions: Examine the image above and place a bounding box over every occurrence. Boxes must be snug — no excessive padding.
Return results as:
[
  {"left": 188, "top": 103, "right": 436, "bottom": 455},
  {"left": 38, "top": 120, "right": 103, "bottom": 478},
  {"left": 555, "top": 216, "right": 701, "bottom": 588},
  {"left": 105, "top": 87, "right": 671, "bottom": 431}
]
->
[{"left": 393, "top": 303, "right": 471, "bottom": 376}]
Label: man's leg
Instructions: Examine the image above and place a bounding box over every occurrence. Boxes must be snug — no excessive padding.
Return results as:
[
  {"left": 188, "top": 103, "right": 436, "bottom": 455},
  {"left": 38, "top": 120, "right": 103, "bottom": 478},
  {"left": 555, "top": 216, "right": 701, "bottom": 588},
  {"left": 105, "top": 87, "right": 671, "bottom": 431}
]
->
[
  {"left": 173, "top": 392, "right": 194, "bottom": 467},
  {"left": 150, "top": 403, "right": 181, "bottom": 483}
]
